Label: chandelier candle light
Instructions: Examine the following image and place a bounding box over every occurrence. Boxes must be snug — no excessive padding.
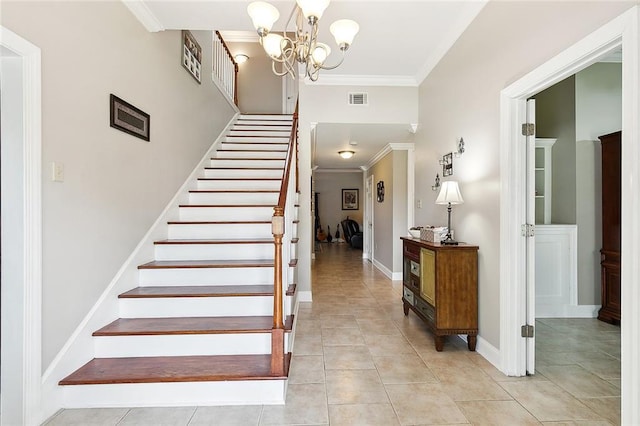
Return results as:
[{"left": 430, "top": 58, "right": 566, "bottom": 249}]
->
[
  {"left": 247, "top": 0, "right": 359, "bottom": 81},
  {"left": 435, "top": 181, "right": 464, "bottom": 245}
]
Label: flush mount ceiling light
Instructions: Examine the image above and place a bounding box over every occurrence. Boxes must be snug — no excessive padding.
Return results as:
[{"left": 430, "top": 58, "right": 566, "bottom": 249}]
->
[
  {"left": 234, "top": 53, "right": 249, "bottom": 64},
  {"left": 338, "top": 150, "right": 355, "bottom": 159},
  {"left": 247, "top": 0, "right": 359, "bottom": 81}
]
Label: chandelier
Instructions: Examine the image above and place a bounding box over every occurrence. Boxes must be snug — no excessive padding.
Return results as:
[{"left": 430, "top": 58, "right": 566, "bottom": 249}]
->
[{"left": 247, "top": 0, "right": 359, "bottom": 81}]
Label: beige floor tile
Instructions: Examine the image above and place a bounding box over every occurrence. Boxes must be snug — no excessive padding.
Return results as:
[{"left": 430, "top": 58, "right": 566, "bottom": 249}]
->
[
  {"left": 295, "top": 319, "right": 323, "bottom": 336},
  {"left": 499, "top": 381, "right": 603, "bottom": 422},
  {"left": 386, "top": 383, "right": 468, "bottom": 425},
  {"left": 328, "top": 403, "right": 400, "bottom": 426},
  {"left": 289, "top": 355, "right": 325, "bottom": 384},
  {"left": 323, "top": 345, "right": 376, "bottom": 370},
  {"left": 432, "top": 367, "right": 512, "bottom": 401},
  {"left": 293, "top": 333, "right": 324, "bottom": 356},
  {"left": 540, "top": 422, "right": 613, "bottom": 425},
  {"left": 357, "top": 319, "right": 400, "bottom": 335},
  {"left": 45, "top": 408, "right": 129, "bottom": 425},
  {"left": 536, "top": 365, "right": 620, "bottom": 398},
  {"left": 364, "top": 334, "right": 415, "bottom": 356},
  {"left": 606, "top": 378, "right": 621, "bottom": 389},
  {"left": 579, "top": 397, "right": 620, "bottom": 426},
  {"left": 325, "top": 369, "right": 389, "bottom": 404},
  {"left": 321, "top": 327, "right": 365, "bottom": 346},
  {"left": 189, "top": 406, "right": 261, "bottom": 425},
  {"left": 418, "top": 350, "right": 477, "bottom": 369},
  {"left": 118, "top": 407, "right": 196, "bottom": 425},
  {"left": 319, "top": 314, "right": 359, "bottom": 328},
  {"left": 260, "top": 383, "right": 329, "bottom": 425},
  {"left": 577, "top": 359, "right": 621, "bottom": 380},
  {"left": 456, "top": 400, "right": 540, "bottom": 425},
  {"left": 373, "top": 354, "right": 437, "bottom": 384}
]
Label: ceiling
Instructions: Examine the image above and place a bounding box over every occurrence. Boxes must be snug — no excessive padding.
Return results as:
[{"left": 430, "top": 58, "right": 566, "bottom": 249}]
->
[{"left": 126, "top": 0, "right": 487, "bottom": 169}]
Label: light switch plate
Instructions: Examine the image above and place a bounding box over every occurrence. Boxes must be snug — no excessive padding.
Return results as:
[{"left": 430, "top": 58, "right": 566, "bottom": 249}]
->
[{"left": 52, "top": 162, "right": 64, "bottom": 182}]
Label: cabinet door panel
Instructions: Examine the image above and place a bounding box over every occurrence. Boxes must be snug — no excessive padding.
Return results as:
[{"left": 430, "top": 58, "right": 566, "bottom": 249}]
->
[{"left": 420, "top": 249, "right": 436, "bottom": 306}]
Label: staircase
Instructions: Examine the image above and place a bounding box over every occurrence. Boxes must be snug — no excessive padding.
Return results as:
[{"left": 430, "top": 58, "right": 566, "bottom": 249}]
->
[{"left": 58, "top": 113, "right": 299, "bottom": 407}]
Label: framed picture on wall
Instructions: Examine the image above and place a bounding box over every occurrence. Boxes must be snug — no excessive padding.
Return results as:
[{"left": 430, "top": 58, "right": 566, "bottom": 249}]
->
[
  {"left": 342, "top": 189, "right": 359, "bottom": 210},
  {"left": 109, "top": 94, "right": 150, "bottom": 141},
  {"left": 182, "top": 30, "right": 202, "bottom": 83}
]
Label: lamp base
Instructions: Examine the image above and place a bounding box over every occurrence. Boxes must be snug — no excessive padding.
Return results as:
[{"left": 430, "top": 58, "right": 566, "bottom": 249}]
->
[{"left": 441, "top": 236, "right": 459, "bottom": 245}]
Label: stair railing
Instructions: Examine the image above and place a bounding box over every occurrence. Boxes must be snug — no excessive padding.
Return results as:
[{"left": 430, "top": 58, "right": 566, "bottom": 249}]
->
[
  {"left": 213, "top": 31, "right": 238, "bottom": 106},
  {"left": 271, "top": 101, "right": 298, "bottom": 376}
]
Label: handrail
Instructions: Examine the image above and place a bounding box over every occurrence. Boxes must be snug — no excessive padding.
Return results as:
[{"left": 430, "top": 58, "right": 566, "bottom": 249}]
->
[
  {"left": 213, "top": 31, "right": 238, "bottom": 105},
  {"left": 270, "top": 100, "right": 298, "bottom": 376}
]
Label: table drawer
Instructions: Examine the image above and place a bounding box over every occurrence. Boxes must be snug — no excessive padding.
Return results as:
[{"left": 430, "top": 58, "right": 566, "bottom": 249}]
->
[
  {"left": 415, "top": 297, "right": 435, "bottom": 324},
  {"left": 403, "top": 287, "right": 415, "bottom": 306},
  {"left": 404, "top": 241, "right": 421, "bottom": 257}
]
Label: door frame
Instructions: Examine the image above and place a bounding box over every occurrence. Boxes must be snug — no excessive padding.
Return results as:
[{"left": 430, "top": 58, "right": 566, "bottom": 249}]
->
[
  {"left": 498, "top": 6, "right": 639, "bottom": 423},
  {"left": 0, "top": 26, "right": 43, "bottom": 425},
  {"left": 364, "top": 174, "right": 374, "bottom": 261}
]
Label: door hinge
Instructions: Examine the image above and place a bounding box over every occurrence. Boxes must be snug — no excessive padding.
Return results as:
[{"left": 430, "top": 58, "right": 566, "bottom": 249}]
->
[
  {"left": 521, "top": 324, "right": 535, "bottom": 338},
  {"left": 521, "top": 224, "right": 535, "bottom": 237},
  {"left": 522, "top": 123, "right": 535, "bottom": 136}
]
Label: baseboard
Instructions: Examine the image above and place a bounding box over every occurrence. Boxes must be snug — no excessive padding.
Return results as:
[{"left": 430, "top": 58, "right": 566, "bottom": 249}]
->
[
  {"left": 372, "top": 258, "right": 401, "bottom": 280},
  {"left": 38, "top": 113, "right": 239, "bottom": 420},
  {"left": 456, "top": 335, "right": 501, "bottom": 371},
  {"left": 536, "top": 304, "right": 599, "bottom": 318}
]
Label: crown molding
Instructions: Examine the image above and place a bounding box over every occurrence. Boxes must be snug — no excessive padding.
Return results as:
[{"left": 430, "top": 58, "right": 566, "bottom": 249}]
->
[
  {"left": 314, "top": 168, "right": 363, "bottom": 173},
  {"left": 121, "top": 0, "right": 165, "bottom": 32},
  {"left": 366, "top": 143, "right": 415, "bottom": 170},
  {"left": 303, "top": 74, "right": 418, "bottom": 87},
  {"left": 218, "top": 30, "right": 259, "bottom": 43}
]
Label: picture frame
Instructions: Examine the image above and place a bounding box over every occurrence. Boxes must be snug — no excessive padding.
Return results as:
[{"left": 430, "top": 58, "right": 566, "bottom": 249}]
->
[
  {"left": 342, "top": 188, "right": 359, "bottom": 210},
  {"left": 442, "top": 152, "right": 453, "bottom": 176},
  {"left": 182, "top": 30, "right": 202, "bottom": 83},
  {"left": 109, "top": 94, "right": 150, "bottom": 141},
  {"left": 377, "top": 181, "right": 385, "bottom": 202}
]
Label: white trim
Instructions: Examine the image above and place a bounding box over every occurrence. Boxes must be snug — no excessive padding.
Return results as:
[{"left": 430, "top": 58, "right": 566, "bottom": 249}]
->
[
  {"left": 536, "top": 304, "right": 599, "bottom": 319},
  {"left": 297, "top": 291, "right": 313, "bottom": 302},
  {"left": 303, "top": 74, "right": 418, "bottom": 87},
  {"left": 535, "top": 224, "right": 578, "bottom": 307},
  {"left": 121, "top": 0, "right": 165, "bottom": 32},
  {"left": 314, "top": 168, "right": 363, "bottom": 173},
  {"left": 415, "top": 1, "right": 488, "bottom": 85},
  {"left": 457, "top": 335, "right": 501, "bottom": 371},
  {"left": 365, "top": 142, "right": 415, "bottom": 171},
  {"left": 39, "top": 113, "right": 239, "bottom": 420},
  {"left": 407, "top": 145, "right": 415, "bottom": 228},
  {"left": 0, "top": 26, "right": 43, "bottom": 426},
  {"left": 218, "top": 30, "right": 259, "bottom": 44},
  {"left": 499, "top": 7, "right": 639, "bottom": 424},
  {"left": 211, "top": 73, "right": 240, "bottom": 114}
]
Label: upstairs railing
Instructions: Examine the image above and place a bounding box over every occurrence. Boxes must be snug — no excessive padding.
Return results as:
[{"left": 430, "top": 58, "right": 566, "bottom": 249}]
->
[
  {"left": 212, "top": 31, "right": 238, "bottom": 106},
  {"left": 271, "top": 101, "right": 299, "bottom": 376}
]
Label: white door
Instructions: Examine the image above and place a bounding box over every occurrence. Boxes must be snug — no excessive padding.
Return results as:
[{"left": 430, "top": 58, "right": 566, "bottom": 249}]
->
[
  {"left": 525, "top": 98, "right": 537, "bottom": 374},
  {"left": 282, "top": 75, "right": 298, "bottom": 114},
  {"left": 364, "top": 175, "right": 374, "bottom": 261}
]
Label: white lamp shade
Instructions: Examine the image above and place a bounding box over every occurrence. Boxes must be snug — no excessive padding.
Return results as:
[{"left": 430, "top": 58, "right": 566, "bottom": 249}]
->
[
  {"left": 262, "top": 33, "right": 284, "bottom": 58},
  {"left": 296, "top": 0, "right": 330, "bottom": 21},
  {"left": 330, "top": 19, "right": 359, "bottom": 47},
  {"left": 247, "top": 2, "right": 280, "bottom": 33},
  {"left": 436, "top": 181, "right": 464, "bottom": 205},
  {"left": 311, "top": 43, "right": 331, "bottom": 65}
]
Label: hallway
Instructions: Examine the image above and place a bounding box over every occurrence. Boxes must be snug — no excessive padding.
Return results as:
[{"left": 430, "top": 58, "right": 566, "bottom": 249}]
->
[{"left": 46, "top": 243, "right": 620, "bottom": 425}]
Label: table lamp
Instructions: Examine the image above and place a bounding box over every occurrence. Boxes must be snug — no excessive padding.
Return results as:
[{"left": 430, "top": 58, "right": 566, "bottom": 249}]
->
[{"left": 436, "top": 181, "right": 464, "bottom": 245}]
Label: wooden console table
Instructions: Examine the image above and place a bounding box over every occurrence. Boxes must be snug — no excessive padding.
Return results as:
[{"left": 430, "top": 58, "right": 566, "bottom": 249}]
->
[{"left": 401, "top": 237, "right": 478, "bottom": 351}]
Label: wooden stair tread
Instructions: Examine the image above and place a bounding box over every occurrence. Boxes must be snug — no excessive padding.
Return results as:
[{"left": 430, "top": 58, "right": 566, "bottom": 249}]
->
[
  {"left": 179, "top": 204, "right": 275, "bottom": 208},
  {"left": 286, "top": 283, "right": 296, "bottom": 296},
  {"left": 197, "top": 177, "right": 281, "bottom": 181},
  {"left": 120, "top": 285, "right": 274, "bottom": 298},
  {"left": 189, "top": 190, "right": 279, "bottom": 193},
  {"left": 93, "top": 315, "right": 294, "bottom": 336},
  {"left": 167, "top": 220, "right": 270, "bottom": 225},
  {"left": 138, "top": 259, "right": 274, "bottom": 269},
  {"left": 154, "top": 238, "right": 273, "bottom": 245},
  {"left": 59, "top": 354, "right": 291, "bottom": 385}
]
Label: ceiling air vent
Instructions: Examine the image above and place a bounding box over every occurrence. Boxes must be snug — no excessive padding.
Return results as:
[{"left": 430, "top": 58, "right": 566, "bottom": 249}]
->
[{"left": 348, "top": 92, "right": 368, "bottom": 106}]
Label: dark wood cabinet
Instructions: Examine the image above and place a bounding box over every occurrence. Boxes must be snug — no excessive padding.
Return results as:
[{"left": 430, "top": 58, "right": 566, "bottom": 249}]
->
[
  {"left": 598, "top": 131, "right": 621, "bottom": 325},
  {"left": 401, "top": 237, "right": 478, "bottom": 351}
]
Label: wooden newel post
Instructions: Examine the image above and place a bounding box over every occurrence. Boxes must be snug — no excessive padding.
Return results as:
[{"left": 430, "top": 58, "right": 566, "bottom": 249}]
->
[{"left": 271, "top": 208, "right": 285, "bottom": 376}]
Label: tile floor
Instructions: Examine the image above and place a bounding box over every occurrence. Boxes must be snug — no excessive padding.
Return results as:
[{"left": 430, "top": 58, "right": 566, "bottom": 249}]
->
[{"left": 45, "top": 243, "right": 621, "bottom": 425}]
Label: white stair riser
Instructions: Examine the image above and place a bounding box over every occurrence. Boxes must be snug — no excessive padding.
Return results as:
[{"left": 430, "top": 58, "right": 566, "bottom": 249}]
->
[
  {"left": 139, "top": 267, "right": 274, "bottom": 286},
  {"left": 214, "top": 151, "right": 287, "bottom": 160},
  {"left": 61, "top": 380, "right": 287, "bottom": 408},
  {"left": 290, "top": 243, "right": 297, "bottom": 260},
  {"left": 210, "top": 159, "right": 285, "bottom": 168},
  {"left": 179, "top": 206, "right": 274, "bottom": 221},
  {"left": 228, "top": 131, "right": 290, "bottom": 137},
  {"left": 168, "top": 223, "right": 272, "bottom": 239},
  {"left": 188, "top": 192, "right": 278, "bottom": 205},
  {"left": 154, "top": 243, "right": 273, "bottom": 261},
  {"left": 196, "top": 180, "right": 280, "bottom": 190},
  {"left": 221, "top": 143, "right": 289, "bottom": 151},
  {"left": 239, "top": 114, "right": 292, "bottom": 120},
  {"left": 232, "top": 125, "right": 291, "bottom": 131},
  {"left": 203, "top": 168, "right": 282, "bottom": 178},
  {"left": 119, "top": 296, "right": 277, "bottom": 318},
  {"left": 224, "top": 136, "right": 289, "bottom": 144},
  {"left": 236, "top": 120, "right": 292, "bottom": 126},
  {"left": 94, "top": 334, "right": 272, "bottom": 357}
]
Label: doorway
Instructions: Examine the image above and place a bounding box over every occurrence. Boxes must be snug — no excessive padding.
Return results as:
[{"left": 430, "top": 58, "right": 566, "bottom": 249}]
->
[
  {"left": 364, "top": 174, "right": 374, "bottom": 261},
  {"left": 498, "top": 7, "right": 639, "bottom": 424},
  {"left": 1, "top": 26, "right": 43, "bottom": 425}
]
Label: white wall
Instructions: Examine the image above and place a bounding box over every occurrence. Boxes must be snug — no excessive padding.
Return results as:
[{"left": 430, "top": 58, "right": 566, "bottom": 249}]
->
[
  {"left": 1, "top": 1, "right": 236, "bottom": 369},
  {"left": 415, "top": 0, "right": 635, "bottom": 349},
  {"left": 314, "top": 171, "right": 363, "bottom": 236}
]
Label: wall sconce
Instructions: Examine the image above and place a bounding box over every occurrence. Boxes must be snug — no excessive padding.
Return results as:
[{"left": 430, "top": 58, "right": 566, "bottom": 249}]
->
[
  {"left": 431, "top": 173, "right": 441, "bottom": 191},
  {"left": 338, "top": 150, "right": 355, "bottom": 159},
  {"left": 454, "top": 137, "right": 465, "bottom": 157}
]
